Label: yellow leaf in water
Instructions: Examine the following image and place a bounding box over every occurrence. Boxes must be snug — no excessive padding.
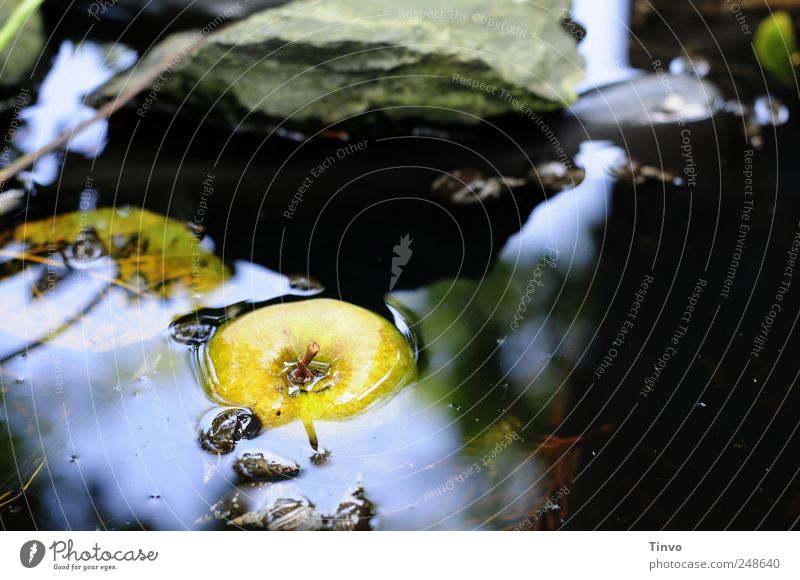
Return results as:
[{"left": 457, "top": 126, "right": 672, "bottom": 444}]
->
[{"left": 0, "top": 207, "right": 228, "bottom": 352}]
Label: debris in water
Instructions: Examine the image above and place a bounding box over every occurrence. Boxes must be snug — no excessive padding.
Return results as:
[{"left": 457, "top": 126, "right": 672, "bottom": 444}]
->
[
  {"left": 233, "top": 451, "right": 300, "bottom": 482},
  {"left": 430, "top": 169, "right": 527, "bottom": 205},
  {"left": 529, "top": 161, "right": 585, "bottom": 193},
  {"left": 327, "top": 483, "right": 376, "bottom": 531},
  {"left": 198, "top": 409, "right": 262, "bottom": 455}
]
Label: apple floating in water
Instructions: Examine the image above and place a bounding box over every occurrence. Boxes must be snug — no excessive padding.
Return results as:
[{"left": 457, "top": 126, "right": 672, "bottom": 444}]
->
[{"left": 202, "top": 298, "right": 417, "bottom": 450}]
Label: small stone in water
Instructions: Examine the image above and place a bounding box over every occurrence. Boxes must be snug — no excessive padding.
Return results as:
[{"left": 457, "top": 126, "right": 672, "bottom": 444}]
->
[
  {"left": 753, "top": 96, "right": 789, "bottom": 126},
  {"left": 233, "top": 451, "right": 300, "bottom": 482},
  {"left": 208, "top": 485, "right": 263, "bottom": 522},
  {"left": 669, "top": 56, "right": 710, "bottom": 78},
  {"left": 310, "top": 447, "right": 331, "bottom": 465},
  {"left": 229, "top": 496, "right": 325, "bottom": 531},
  {"left": 265, "top": 498, "right": 326, "bottom": 531},
  {"left": 430, "top": 169, "right": 526, "bottom": 205},
  {"left": 327, "top": 484, "right": 376, "bottom": 531},
  {"left": 529, "top": 162, "right": 585, "bottom": 192},
  {"left": 199, "top": 409, "right": 261, "bottom": 454},
  {"left": 288, "top": 274, "right": 324, "bottom": 294},
  {"left": 609, "top": 158, "right": 676, "bottom": 186},
  {"left": 652, "top": 93, "right": 711, "bottom": 123}
]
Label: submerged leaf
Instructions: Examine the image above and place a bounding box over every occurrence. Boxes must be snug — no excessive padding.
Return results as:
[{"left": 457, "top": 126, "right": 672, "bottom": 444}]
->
[
  {"left": 10, "top": 207, "right": 226, "bottom": 297},
  {"left": 0, "top": 207, "right": 228, "bottom": 351}
]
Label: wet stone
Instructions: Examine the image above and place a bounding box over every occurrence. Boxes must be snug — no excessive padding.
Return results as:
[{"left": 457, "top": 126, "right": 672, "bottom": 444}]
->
[
  {"left": 430, "top": 169, "right": 527, "bottom": 205},
  {"left": 229, "top": 497, "right": 325, "bottom": 531},
  {"left": 233, "top": 451, "right": 300, "bottom": 482},
  {"left": 164, "top": 0, "right": 582, "bottom": 127},
  {"left": 668, "top": 56, "right": 711, "bottom": 78},
  {"left": 609, "top": 158, "right": 676, "bottom": 186},
  {"left": 205, "top": 483, "right": 263, "bottom": 523},
  {"left": 753, "top": 96, "right": 789, "bottom": 127},
  {"left": 310, "top": 447, "right": 331, "bottom": 465},
  {"left": 264, "top": 498, "right": 326, "bottom": 531},
  {"left": 327, "top": 485, "right": 376, "bottom": 531},
  {"left": 529, "top": 161, "right": 585, "bottom": 193},
  {"left": 199, "top": 409, "right": 261, "bottom": 454},
  {"left": 288, "top": 275, "right": 324, "bottom": 294},
  {"left": 571, "top": 74, "right": 724, "bottom": 128}
]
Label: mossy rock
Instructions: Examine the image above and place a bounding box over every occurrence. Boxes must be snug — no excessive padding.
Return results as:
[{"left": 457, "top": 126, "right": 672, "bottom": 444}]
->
[{"left": 162, "top": 0, "right": 583, "bottom": 127}]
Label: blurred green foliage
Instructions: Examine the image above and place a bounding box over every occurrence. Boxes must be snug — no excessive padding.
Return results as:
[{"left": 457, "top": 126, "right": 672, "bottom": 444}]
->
[{"left": 754, "top": 11, "right": 799, "bottom": 85}]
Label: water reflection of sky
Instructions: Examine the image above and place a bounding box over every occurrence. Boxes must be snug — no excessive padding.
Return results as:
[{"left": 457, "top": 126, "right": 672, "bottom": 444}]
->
[
  {"left": 501, "top": 141, "right": 623, "bottom": 268},
  {"left": 15, "top": 40, "right": 136, "bottom": 186},
  {"left": 498, "top": 141, "right": 623, "bottom": 400},
  {"left": 574, "top": 0, "right": 638, "bottom": 92}
]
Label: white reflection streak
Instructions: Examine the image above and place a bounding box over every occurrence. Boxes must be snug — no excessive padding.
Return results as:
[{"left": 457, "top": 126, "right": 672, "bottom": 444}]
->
[
  {"left": 501, "top": 141, "right": 624, "bottom": 268},
  {"left": 573, "top": 0, "right": 638, "bottom": 92}
]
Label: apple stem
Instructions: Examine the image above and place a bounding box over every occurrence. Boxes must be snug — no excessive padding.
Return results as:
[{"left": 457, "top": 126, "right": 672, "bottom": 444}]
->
[
  {"left": 295, "top": 341, "right": 320, "bottom": 383},
  {"left": 303, "top": 418, "right": 319, "bottom": 451}
]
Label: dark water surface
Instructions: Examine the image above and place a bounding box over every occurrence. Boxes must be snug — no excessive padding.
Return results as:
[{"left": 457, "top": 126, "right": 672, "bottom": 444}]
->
[{"left": 0, "top": 0, "right": 798, "bottom": 530}]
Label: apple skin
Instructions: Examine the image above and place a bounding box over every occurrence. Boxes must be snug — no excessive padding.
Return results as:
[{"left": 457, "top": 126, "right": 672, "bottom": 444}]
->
[{"left": 204, "top": 298, "right": 416, "bottom": 427}]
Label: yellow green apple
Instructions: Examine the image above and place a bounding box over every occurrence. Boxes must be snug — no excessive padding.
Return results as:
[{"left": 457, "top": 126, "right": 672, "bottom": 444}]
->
[{"left": 203, "top": 298, "right": 416, "bottom": 448}]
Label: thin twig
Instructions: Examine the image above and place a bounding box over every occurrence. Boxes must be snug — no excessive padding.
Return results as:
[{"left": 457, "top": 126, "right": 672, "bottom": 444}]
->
[
  {"left": 0, "top": 457, "right": 46, "bottom": 509},
  {"left": 0, "top": 288, "right": 108, "bottom": 364},
  {"left": 0, "top": 29, "right": 215, "bottom": 187},
  {"left": 0, "top": 248, "right": 63, "bottom": 267}
]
